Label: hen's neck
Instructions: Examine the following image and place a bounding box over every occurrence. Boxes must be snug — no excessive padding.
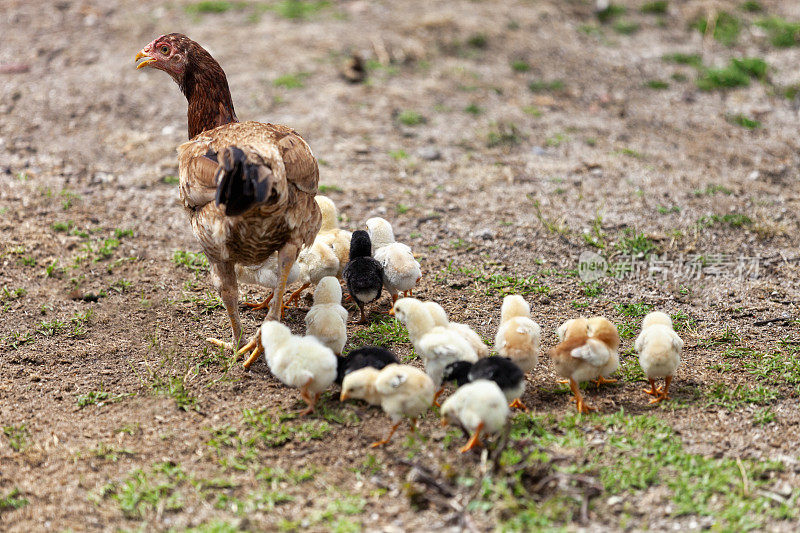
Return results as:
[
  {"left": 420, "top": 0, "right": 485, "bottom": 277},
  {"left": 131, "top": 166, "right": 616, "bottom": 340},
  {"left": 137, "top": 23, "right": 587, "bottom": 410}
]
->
[{"left": 180, "top": 59, "right": 238, "bottom": 138}]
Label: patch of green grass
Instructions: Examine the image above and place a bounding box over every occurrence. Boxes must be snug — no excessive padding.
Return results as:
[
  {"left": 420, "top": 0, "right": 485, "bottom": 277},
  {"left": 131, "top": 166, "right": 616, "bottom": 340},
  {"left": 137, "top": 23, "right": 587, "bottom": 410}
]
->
[
  {"left": 78, "top": 389, "right": 131, "bottom": 409},
  {"left": 670, "top": 310, "right": 697, "bottom": 331},
  {"left": 3, "top": 330, "right": 34, "bottom": 350},
  {"left": 318, "top": 184, "right": 343, "bottom": 194},
  {"left": 692, "top": 11, "right": 741, "bottom": 46},
  {"left": 615, "top": 229, "right": 657, "bottom": 256},
  {"left": 662, "top": 52, "right": 703, "bottom": 67},
  {"left": 646, "top": 79, "right": 669, "bottom": 89},
  {"left": 528, "top": 79, "right": 565, "bottom": 92},
  {"left": 60, "top": 189, "right": 81, "bottom": 210},
  {"left": 740, "top": 1, "right": 762, "bottom": 12},
  {"left": 0, "top": 488, "right": 29, "bottom": 512},
  {"left": 731, "top": 57, "right": 768, "bottom": 79},
  {"left": 510, "top": 60, "right": 530, "bottom": 72},
  {"left": 596, "top": 4, "right": 626, "bottom": 23},
  {"left": 488, "top": 411, "right": 796, "bottom": 530},
  {"left": 389, "top": 149, "right": 409, "bottom": 161},
  {"left": 696, "top": 58, "right": 767, "bottom": 91},
  {"left": 581, "top": 281, "right": 603, "bottom": 297},
  {"left": 397, "top": 110, "right": 425, "bottom": 126},
  {"left": 51, "top": 220, "right": 75, "bottom": 232},
  {"left": 270, "top": 0, "right": 330, "bottom": 20},
  {"left": 657, "top": 205, "right": 681, "bottom": 214},
  {"left": 522, "top": 105, "right": 542, "bottom": 116},
  {"left": 273, "top": 72, "right": 310, "bottom": 89},
  {"left": 615, "top": 302, "right": 653, "bottom": 318},
  {"left": 350, "top": 315, "right": 409, "bottom": 348},
  {"left": 36, "top": 318, "right": 67, "bottom": 337},
  {"left": 486, "top": 122, "right": 524, "bottom": 148},
  {"left": 173, "top": 250, "right": 209, "bottom": 275},
  {"left": 756, "top": 17, "right": 800, "bottom": 47},
  {"left": 467, "top": 33, "right": 488, "bottom": 49},
  {"left": 704, "top": 382, "right": 778, "bottom": 411},
  {"left": 618, "top": 354, "right": 645, "bottom": 382},
  {"left": 162, "top": 175, "right": 179, "bottom": 185},
  {"left": 703, "top": 326, "right": 741, "bottom": 347},
  {"left": 641, "top": 1, "right": 668, "bottom": 14},
  {"left": 3, "top": 425, "right": 29, "bottom": 452},
  {"left": 185, "top": 1, "right": 234, "bottom": 14},
  {"left": 727, "top": 114, "right": 761, "bottom": 129},
  {"left": 89, "top": 442, "right": 137, "bottom": 462},
  {"left": 698, "top": 213, "right": 753, "bottom": 229},
  {"left": 692, "top": 183, "right": 733, "bottom": 196},
  {"left": 464, "top": 103, "right": 482, "bottom": 115},
  {"left": 395, "top": 203, "right": 411, "bottom": 214},
  {"left": 151, "top": 375, "right": 197, "bottom": 411},
  {"left": 613, "top": 20, "right": 640, "bottom": 35},
  {"left": 101, "top": 462, "right": 186, "bottom": 518}
]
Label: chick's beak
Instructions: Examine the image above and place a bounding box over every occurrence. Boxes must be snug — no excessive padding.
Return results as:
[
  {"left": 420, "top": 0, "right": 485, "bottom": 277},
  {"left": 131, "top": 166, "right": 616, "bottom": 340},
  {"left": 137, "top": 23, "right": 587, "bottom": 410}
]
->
[
  {"left": 340, "top": 391, "right": 349, "bottom": 401},
  {"left": 135, "top": 49, "right": 156, "bottom": 70},
  {"left": 440, "top": 418, "right": 448, "bottom": 427},
  {"left": 388, "top": 306, "right": 396, "bottom": 316}
]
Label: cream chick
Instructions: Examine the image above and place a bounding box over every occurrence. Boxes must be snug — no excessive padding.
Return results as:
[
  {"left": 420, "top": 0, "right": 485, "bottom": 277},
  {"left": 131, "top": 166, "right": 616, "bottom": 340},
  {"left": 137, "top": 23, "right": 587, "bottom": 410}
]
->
[
  {"left": 315, "top": 196, "right": 352, "bottom": 277},
  {"left": 259, "top": 321, "right": 337, "bottom": 415},
  {"left": 636, "top": 311, "right": 682, "bottom": 403},
  {"left": 549, "top": 316, "right": 620, "bottom": 413},
  {"left": 441, "top": 379, "right": 510, "bottom": 453},
  {"left": 367, "top": 217, "right": 421, "bottom": 303},
  {"left": 236, "top": 254, "right": 301, "bottom": 311},
  {"left": 340, "top": 366, "right": 382, "bottom": 405},
  {"left": 305, "top": 276, "right": 348, "bottom": 355},
  {"left": 391, "top": 299, "right": 478, "bottom": 391},
  {"left": 494, "top": 295, "right": 542, "bottom": 373},
  {"left": 369, "top": 363, "right": 435, "bottom": 447},
  {"left": 423, "top": 301, "right": 489, "bottom": 358}
]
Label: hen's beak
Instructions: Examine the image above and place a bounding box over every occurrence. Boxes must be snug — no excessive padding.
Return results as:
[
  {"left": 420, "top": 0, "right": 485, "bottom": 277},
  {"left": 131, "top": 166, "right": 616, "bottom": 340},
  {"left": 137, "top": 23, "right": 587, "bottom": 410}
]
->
[
  {"left": 135, "top": 49, "right": 156, "bottom": 70},
  {"left": 340, "top": 391, "right": 350, "bottom": 401}
]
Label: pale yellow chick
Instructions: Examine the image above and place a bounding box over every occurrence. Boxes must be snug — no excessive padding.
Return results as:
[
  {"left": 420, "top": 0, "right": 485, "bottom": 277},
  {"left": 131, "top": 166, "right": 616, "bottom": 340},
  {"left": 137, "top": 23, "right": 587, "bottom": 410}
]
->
[
  {"left": 494, "top": 295, "right": 541, "bottom": 373},
  {"left": 636, "top": 311, "right": 682, "bottom": 403},
  {"left": 315, "top": 195, "right": 352, "bottom": 277},
  {"left": 371, "top": 363, "right": 434, "bottom": 447},
  {"left": 305, "top": 276, "right": 349, "bottom": 355},
  {"left": 340, "top": 366, "right": 382, "bottom": 405},
  {"left": 441, "top": 379, "right": 509, "bottom": 453},
  {"left": 423, "top": 301, "right": 489, "bottom": 358},
  {"left": 366, "top": 217, "right": 421, "bottom": 303}
]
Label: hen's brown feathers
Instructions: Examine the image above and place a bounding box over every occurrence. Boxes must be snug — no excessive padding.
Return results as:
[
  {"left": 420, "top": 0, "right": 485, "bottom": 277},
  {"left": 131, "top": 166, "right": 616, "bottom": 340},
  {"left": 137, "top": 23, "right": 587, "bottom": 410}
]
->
[{"left": 178, "top": 121, "right": 321, "bottom": 266}]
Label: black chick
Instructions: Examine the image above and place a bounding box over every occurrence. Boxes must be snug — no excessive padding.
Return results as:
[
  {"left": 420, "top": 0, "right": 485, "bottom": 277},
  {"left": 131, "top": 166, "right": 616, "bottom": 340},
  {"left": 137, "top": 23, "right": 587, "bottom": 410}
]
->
[
  {"left": 442, "top": 356, "right": 527, "bottom": 409},
  {"left": 343, "top": 230, "right": 384, "bottom": 324},
  {"left": 335, "top": 345, "right": 399, "bottom": 385}
]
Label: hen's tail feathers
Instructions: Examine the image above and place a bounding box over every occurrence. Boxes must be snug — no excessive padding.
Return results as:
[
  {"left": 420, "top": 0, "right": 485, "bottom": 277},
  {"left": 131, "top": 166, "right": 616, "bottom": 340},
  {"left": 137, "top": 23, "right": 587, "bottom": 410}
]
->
[{"left": 215, "top": 146, "right": 274, "bottom": 216}]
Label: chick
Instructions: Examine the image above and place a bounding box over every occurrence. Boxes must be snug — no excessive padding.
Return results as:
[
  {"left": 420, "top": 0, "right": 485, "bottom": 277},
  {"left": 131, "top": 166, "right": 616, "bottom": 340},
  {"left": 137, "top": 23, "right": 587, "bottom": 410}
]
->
[
  {"left": 340, "top": 366, "right": 382, "bottom": 405},
  {"left": 635, "top": 311, "right": 683, "bottom": 404},
  {"left": 391, "top": 298, "right": 478, "bottom": 405},
  {"left": 423, "top": 301, "right": 489, "bottom": 358},
  {"left": 549, "top": 316, "right": 620, "bottom": 413},
  {"left": 366, "top": 217, "right": 421, "bottom": 303},
  {"left": 343, "top": 230, "right": 384, "bottom": 323},
  {"left": 494, "top": 295, "right": 542, "bottom": 374},
  {"left": 314, "top": 196, "right": 352, "bottom": 277},
  {"left": 257, "top": 322, "right": 337, "bottom": 415},
  {"left": 335, "top": 345, "right": 399, "bottom": 385},
  {"left": 372, "top": 363, "right": 435, "bottom": 447},
  {"left": 287, "top": 237, "right": 340, "bottom": 306},
  {"left": 441, "top": 380, "right": 510, "bottom": 453},
  {"left": 237, "top": 254, "right": 301, "bottom": 311},
  {"left": 305, "top": 277, "right": 349, "bottom": 355},
  {"left": 442, "top": 357, "right": 526, "bottom": 409}
]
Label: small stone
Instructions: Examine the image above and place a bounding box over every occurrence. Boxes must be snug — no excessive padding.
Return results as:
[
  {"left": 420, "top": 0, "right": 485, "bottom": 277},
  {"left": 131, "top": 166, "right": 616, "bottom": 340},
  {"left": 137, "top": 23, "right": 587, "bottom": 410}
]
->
[
  {"left": 474, "top": 228, "right": 494, "bottom": 240},
  {"left": 417, "top": 146, "right": 441, "bottom": 161}
]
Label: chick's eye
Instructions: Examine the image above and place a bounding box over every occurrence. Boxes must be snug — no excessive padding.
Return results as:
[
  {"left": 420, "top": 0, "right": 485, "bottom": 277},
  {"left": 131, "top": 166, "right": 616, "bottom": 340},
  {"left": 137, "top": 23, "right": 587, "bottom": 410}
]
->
[{"left": 160, "top": 45, "right": 170, "bottom": 55}]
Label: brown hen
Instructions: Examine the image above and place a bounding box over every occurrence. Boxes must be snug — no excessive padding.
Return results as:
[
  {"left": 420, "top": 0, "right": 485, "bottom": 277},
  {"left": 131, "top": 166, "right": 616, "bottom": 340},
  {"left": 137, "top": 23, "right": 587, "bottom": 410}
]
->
[{"left": 135, "top": 33, "right": 321, "bottom": 355}]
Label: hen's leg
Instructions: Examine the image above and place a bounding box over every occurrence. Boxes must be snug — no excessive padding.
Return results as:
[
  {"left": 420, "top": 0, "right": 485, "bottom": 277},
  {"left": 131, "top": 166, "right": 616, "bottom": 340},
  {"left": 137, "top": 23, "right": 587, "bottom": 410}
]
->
[
  {"left": 205, "top": 261, "right": 245, "bottom": 351},
  {"left": 244, "top": 290, "right": 274, "bottom": 311},
  {"left": 284, "top": 282, "right": 311, "bottom": 308},
  {"left": 269, "top": 243, "right": 299, "bottom": 321}
]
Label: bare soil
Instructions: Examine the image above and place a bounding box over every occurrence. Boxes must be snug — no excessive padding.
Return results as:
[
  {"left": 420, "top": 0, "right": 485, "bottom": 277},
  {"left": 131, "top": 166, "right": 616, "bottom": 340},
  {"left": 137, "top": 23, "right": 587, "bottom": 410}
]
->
[{"left": 1, "top": 0, "right": 800, "bottom": 531}]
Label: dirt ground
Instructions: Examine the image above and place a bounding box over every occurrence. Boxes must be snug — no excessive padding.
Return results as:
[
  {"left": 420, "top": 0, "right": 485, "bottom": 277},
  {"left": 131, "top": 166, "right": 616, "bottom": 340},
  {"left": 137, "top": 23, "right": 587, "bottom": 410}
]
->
[{"left": 2, "top": 0, "right": 800, "bottom": 531}]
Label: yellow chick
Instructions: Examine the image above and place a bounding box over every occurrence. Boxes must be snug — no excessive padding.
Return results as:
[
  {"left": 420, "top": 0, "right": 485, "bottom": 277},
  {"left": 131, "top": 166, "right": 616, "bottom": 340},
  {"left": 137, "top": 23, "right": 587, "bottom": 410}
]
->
[
  {"left": 635, "top": 311, "right": 683, "bottom": 403},
  {"left": 305, "top": 276, "right": 349, "bottom": 355},
  {"left": 423, "top": 301, "right": 489, "bottom": 358},
  {"left": 549, "top": 316, "right": 620, "bottom": 413},
  {"left": 371, "top": 363, "right": 434, "bottom": 447},
  {"left": 366, "top": 217, "right": 421, "bottom": 303},
  {"left": 314, "top": 196, "right": 352, "bottom": 277},
  {"left": 441, "top": 379, "right": 509, "bottom": 453},
  {"left": 340, "top": 366, "right": 382, "bottom": 405},
  {"left": 258, "top": 321, "right": 337, "bottom": 416},
  {"left": 288, "top": 238, "right": 340, "bottom": 305},
  {"left": 391, "top": 298, "right": 478, "bottom": 404},
  {"left": 494, "top": 295, "right": 541, "bottom": 374}
]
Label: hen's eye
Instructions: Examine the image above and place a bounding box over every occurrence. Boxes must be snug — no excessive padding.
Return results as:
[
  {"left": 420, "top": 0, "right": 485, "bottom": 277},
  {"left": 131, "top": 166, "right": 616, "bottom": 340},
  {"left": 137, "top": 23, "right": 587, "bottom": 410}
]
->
[{"left": 160, "top": 45, "right": 169, "bottom": 55}]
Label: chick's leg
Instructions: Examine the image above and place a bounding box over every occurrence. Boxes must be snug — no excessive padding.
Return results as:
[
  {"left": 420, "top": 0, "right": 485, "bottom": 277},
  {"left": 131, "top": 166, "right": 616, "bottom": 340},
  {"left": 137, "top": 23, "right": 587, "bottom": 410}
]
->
[
  {"left": 356, "top": 302, "right": 368, "bottom": 324},
  {"left": 205, "top": 261, "right": 246, "bottom": 352},
  {"left": 593, "top": 376, "right": 617, "bottom": 388},
  {"left": 432, "top": 387, "right": 445, "bottom": 407},
  {"left": 643, "top": 378, "right": 660, "bottom": 397},
  {"left": 298, "top": 378, "right": 317, "bottom": 416},
  {"left": 659, "top": 375, "right": 673, "bottom": 401},
  {"left": 569, "top": 378, "right": 595, "bottom": 414},
  {"left": 269, "top": 243, "right": 299, "bottom": 321},
  {"left": 459, "top": 422, "right": 484, "bottom": 453},
  {"left": 509, "top": 398, "right": 529, "bottom": 411},
  {"left": 370, "top": 421, "right": 401, "bottom": 448}
]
